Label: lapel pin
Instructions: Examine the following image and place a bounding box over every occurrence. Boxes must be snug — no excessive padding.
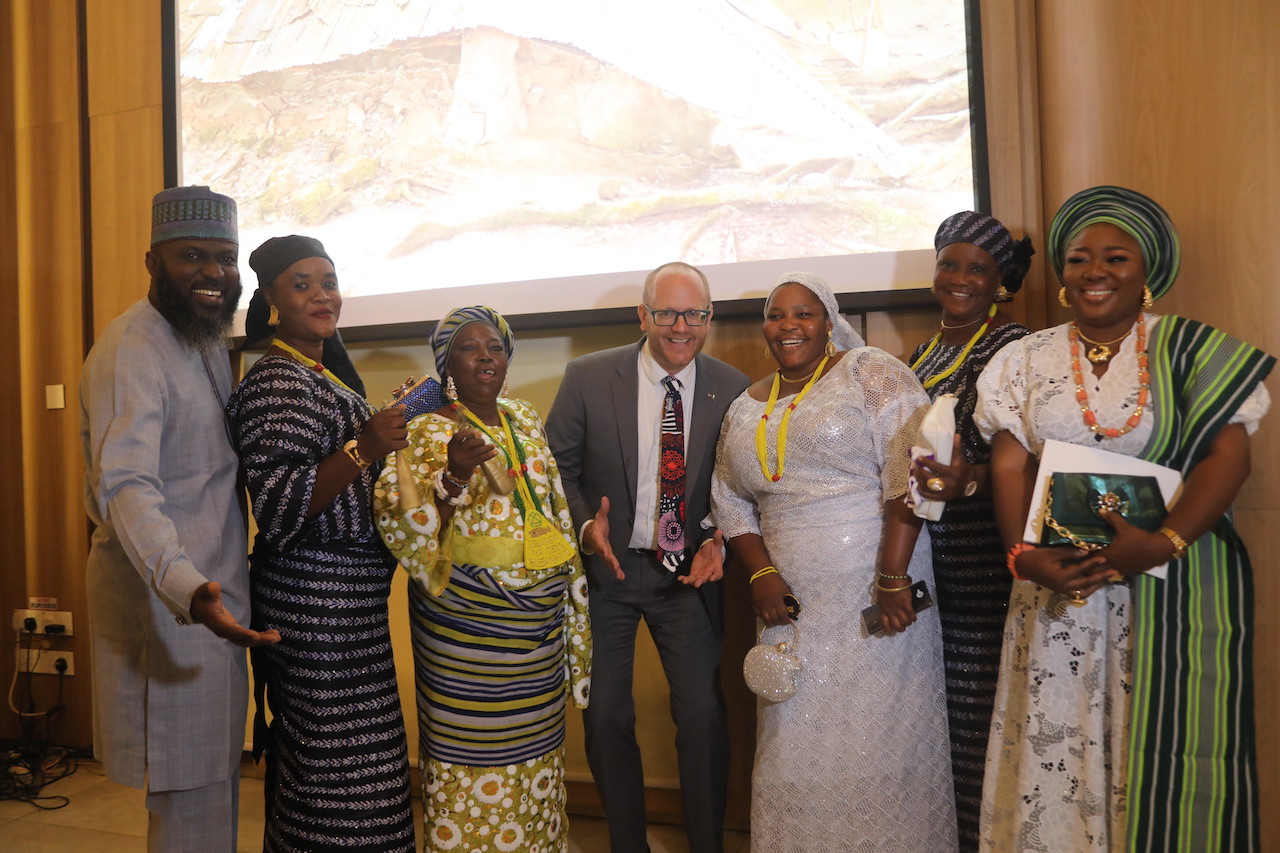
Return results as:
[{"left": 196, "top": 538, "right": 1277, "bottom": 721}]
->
[{"left": 706, "top": 392, "right": 716, "bottom": 399}]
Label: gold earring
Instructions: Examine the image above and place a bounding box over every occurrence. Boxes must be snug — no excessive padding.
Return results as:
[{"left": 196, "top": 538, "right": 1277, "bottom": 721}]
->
[
  {"left": 995, "top": 285, "right": 1010, "bottom": 302},
  {"left": 764, "top": 343, "right": 773, "bottom": 359},
  {"left": 825, "top": 333, "right": 837, "bottom": 358},
  {"left": 1058, "top": 287, "right": 1071, "bottom": 308},
  {"left": 445, "top": 375, "right": 458, "bottom": 400},
  {"left": 268, "top": 304, "right": 280, "bottom": 326},
  {"left": 1142, "top": 285, "right": 1154, "bottom": 309}
]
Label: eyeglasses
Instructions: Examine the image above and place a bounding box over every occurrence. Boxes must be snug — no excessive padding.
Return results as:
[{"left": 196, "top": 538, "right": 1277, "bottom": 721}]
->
[{"left": 644, "top": 306, "right": 711, "bottom": 326}]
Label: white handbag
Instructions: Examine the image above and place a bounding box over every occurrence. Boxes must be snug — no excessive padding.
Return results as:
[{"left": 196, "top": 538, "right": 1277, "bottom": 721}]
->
[{"left": 742, "top": 622, "right": 803, "bottom": 703}]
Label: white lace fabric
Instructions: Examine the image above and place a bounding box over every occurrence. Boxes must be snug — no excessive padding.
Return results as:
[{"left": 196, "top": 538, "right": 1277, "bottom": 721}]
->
[{"left": 712, "top": 349, "right": 958, "bottom": 852}]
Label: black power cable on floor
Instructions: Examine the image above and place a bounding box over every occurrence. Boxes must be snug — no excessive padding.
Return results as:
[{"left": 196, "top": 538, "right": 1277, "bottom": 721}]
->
[{"left": 2, "top": 629, "right": 89, "bottom": 807}]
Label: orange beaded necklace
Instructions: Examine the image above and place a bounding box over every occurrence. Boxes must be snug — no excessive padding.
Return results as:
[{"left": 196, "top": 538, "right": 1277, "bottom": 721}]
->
[{"left": 1068, "top": 314, "right": 1149, "bottom": 438}]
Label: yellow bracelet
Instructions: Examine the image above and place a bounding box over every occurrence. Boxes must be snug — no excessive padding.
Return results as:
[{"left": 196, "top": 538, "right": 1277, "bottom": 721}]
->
[
  {"left": 875, "top": 580, "right": 912, "bottom": 593},
  {"left": 749, "top": 566, "right": 779, "bottom": 583},
  {"left": 343, "top": 439, "right": 371, "bottom": 470},
  {"left": 1157, "top": 526, "right": 1188, "bottom": 560}
]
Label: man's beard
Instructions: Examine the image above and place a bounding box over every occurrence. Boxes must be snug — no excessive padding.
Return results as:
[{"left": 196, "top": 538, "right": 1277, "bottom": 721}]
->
[{"left": 153, "top": 264, "right": 242, "bottom": 351}]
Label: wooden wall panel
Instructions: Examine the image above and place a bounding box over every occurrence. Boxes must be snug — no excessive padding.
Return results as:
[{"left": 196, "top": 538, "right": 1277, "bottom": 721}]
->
[
  {"left": 84, "top": 0, "right": 164, "bottom": 117},
  {"left": 0, "top": 0, "right": 91, "bottom": 744},
  {"left": 0, "top": 4, "right": 30, "bottom": 677},
  {"left": 8, "top": 0, "right": 79, "bottom": 131},
  {"left": 1037, "top": 1, "right": 1280, "bottom": 847},
  {"left": 88, "top": 105, "right": 166, "bottom": 335},
  {"left": 13, "top": 116, "right": 92, "bottom": 742},
  {"left": 977, "top": 1, "right": 1047, "bottom": 333}
]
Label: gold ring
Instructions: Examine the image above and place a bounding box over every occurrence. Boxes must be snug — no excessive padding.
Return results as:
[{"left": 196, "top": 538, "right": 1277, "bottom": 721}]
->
[
  {"left": 1070, "top": 590, "right": 1087, "bottom": 608},
  {"left": 926, "top": 477, "right": 946, "bottom": 493}
]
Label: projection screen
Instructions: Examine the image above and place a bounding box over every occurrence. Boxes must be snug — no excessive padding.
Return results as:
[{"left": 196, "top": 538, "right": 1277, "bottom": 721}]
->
[{"left": 174, "top": 0, "right": 983, "bottom": 332}]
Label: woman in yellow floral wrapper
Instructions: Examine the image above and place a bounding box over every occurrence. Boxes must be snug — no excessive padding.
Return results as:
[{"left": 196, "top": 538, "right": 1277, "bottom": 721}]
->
[{"left": 373, "top": 306, "right": 590, "bottom": 853}]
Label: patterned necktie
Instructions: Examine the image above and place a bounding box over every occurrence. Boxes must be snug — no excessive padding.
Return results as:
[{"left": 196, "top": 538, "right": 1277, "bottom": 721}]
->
[{"left": 657, "top": 376, "right": 686, "bottom": 571}]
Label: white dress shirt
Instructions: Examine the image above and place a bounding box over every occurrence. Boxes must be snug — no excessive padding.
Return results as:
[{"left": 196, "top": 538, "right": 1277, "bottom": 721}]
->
[{"left": 628, "top": 342, "right": 697, "bottom": 549}]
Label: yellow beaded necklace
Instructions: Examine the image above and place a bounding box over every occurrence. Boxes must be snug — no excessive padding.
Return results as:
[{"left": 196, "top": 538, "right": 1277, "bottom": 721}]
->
[
  {"left": 909, "top": 303, "right": 997, "bottom": 390},
  {"left": 756, "top": 355, "right": 829, "bottom": 482},
  {"left": 271, "top": 338, "right": 355, "bottom": 394}
]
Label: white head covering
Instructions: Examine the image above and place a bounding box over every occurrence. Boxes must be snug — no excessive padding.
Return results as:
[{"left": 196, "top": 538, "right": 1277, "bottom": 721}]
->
[{"left": 766, "top": 271, "right": 864, "bottom": 350}]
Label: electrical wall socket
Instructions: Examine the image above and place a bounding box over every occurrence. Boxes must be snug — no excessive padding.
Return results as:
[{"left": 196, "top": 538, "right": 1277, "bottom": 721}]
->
[
  {"left": 14, "top": 648, "right": 75, "bottom": 676},
  {"left": 11, "top": 609, "right": 74, "bottom": 636}
]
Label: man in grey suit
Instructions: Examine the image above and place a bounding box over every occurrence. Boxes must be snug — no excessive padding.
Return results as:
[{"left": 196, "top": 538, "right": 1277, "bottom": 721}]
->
[
  {"left": 547, "top": 261, "right": 748, "bottom": 853},
  {"left": 81, "top": 186, "right": 279, "bottom": 852}
]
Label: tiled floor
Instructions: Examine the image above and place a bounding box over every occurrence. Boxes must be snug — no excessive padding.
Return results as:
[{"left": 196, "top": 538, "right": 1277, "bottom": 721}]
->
[{"left": 0, "top": 760, "right": 749, "bottom": 852}]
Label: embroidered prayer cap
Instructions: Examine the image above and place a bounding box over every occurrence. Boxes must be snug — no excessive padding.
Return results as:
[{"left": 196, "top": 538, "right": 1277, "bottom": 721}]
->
[
  {"left": 150, "top": 185, "right": 237, "bottom": 247},
  {"left": 767, "top": 272, "right": 865, "bottom": 351},
  {"left": 429, "top": 306, "right": 515, "bottom": 379},
  {"left": 934, "top": 210, "right": 1035, "bottom": 294},
  {"left": 1047, "top": 185, "right": 1181, "bottom": 299}
]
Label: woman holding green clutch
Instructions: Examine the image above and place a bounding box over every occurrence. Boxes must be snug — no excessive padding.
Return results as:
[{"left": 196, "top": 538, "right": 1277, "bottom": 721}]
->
[{"left": 974, "top": 186, "right": 1274, "bottom": 851}]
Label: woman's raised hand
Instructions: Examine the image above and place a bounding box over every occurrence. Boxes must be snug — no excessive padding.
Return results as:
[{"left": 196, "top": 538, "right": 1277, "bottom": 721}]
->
[
  {"left": 446, "top": 426, "right": 498, "bottom": 481},
  {"left": 356, "top": 406, "right": 408, "bottom": 460},
  {"left": 912, "top": 434, "right": 975, "bottom": 501}
]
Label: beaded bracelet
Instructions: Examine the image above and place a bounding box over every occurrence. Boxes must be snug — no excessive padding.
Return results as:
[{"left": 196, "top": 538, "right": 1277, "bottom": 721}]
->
[
  {"left": 1006, "top": 542, "right": 1036, "bottom": 580},
  {"left": 442, "top": 468, "right": 473, "bottom": 490},
  {"left": 749, "top": 566, "right": 779, "bottom": 583},
  {"left": 878, "top": 573, "right": 910, "bottom": 581},
  {"left": 433, "top": 469, "right": 469, "bottom": 506}
]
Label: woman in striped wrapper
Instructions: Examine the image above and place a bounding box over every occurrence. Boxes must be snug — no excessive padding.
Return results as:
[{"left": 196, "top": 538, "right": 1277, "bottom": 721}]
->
[
  {"left": 976, "top": 186, "right": 1273, "bottom": 852},
  {"left": 373, "top": 305, "right": 591, "bottom": 853}
]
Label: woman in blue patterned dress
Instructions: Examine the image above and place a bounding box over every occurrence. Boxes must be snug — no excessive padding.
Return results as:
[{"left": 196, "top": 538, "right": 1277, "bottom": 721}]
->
[
  {"left": 906, "top": 211, "right": 1032, "bottom": 851},
  {"left": 226, "top": 235, "right": 414, "bottom": 852},
  {"left": 373, "top": 306, "right": 591, "bottom": 853}
]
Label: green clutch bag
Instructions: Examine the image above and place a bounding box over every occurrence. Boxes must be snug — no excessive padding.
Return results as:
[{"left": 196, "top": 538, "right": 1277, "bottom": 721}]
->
[{"left": 1040, "top": 472, "right": 1167, "bottom": 549}]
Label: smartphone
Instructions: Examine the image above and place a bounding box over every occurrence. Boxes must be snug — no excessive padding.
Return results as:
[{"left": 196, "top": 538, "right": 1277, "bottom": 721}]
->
[{"left": 861, "top": 580, "right": 933, "bottom": 636}]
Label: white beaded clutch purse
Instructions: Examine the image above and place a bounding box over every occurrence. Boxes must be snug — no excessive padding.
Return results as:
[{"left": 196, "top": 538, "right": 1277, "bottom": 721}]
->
[{"left": 742, "top": 622, "right": 802, "bottom": 703}]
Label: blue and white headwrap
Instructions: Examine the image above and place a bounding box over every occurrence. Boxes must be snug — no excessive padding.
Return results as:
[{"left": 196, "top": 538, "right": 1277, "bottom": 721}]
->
[{"left": 429, "top": 305, "right": 516, "bottom": 379}]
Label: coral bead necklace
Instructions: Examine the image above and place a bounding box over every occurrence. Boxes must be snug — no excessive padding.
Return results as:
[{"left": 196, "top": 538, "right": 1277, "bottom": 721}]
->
[
  {"left": 1069, "top": 313, "right": 1149, "bottom": 438},
  {"left": 756, "top": 354, "right": 829, "bottom": 482}
]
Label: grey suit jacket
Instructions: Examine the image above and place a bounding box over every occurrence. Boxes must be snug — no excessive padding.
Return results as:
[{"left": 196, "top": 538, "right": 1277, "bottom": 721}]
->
[{"left": 546, "top": 341, "right": 749, "bottom": 610}]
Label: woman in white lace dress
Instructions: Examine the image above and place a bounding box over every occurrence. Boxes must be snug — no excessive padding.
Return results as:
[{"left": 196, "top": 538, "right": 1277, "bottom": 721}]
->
[
  {"left": 711, "top": 272, "right": 957, "bottom": 852},
  {"left": 976, "top": 186, "right": 1273, "bottom": 852}
]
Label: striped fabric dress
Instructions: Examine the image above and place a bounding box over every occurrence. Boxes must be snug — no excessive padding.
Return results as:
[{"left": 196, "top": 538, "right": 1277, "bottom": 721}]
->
[
  {"left": 974, "top": 315, "right": 1273, "bottom": 852},
  {"left": 374, "top": 399, "right": 591, "bottom": 853},
  {"left": 909, "top": 321, "right": 1027, "bottom": 852},
  {"left": 228, "top": 353, "right": 414, "bottom": 853}
]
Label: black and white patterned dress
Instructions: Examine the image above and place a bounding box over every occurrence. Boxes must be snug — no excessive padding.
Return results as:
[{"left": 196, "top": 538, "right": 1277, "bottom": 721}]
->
[
  {"left": 908, "top": 321, "right": 1027, "bottom": 852},
  {"left": 227, "top": 352, "right": 414, "bottom": 853}
]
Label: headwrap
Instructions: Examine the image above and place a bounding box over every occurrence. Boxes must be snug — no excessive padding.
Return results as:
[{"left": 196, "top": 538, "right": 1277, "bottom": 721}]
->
[
  {"left": 1047, "top": 185, "right": 1181, "bottom": 299},
  {"left": 933, "top": 210, "right": 1035, "bottom": 294},
  {"left": 242, "top": 235, "right": 365, "bottom": 397},
  {"left": 766, "top": 272, "right": 865, "bottom": 350},
  {"left": 429, "top": 305, "right": 516, "bottom": 379},
  {"left": 151, "top": 185, "right": 237, "bottom": 247}
]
